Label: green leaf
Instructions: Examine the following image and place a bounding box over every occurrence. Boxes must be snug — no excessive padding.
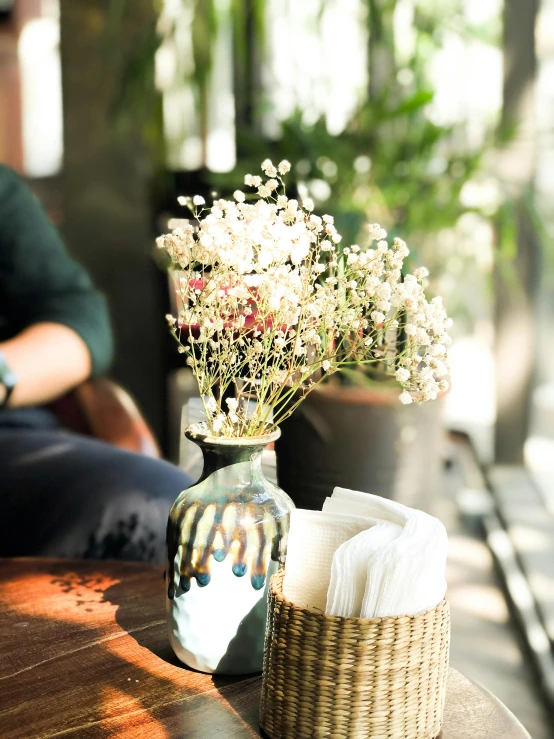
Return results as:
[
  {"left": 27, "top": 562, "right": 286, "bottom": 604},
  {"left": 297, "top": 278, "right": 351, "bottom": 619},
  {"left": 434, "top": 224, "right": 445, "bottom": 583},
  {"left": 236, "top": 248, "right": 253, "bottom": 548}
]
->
[{"left": 390, "top": 89, "right": 434, "bottom": 116}]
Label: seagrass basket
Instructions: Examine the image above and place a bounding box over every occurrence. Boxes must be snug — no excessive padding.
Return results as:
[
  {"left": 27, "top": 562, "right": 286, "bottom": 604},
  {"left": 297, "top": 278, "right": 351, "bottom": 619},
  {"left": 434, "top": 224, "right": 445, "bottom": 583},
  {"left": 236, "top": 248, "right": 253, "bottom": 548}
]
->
[{"left": 260, "top": 571, "right": 450, "bottom": 739}]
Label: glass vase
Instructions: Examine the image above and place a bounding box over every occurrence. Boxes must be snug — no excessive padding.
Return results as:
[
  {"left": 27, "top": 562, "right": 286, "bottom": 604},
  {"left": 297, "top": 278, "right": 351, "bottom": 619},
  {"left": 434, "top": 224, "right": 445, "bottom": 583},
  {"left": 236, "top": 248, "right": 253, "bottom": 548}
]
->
[{"left": 166, "top": 422, "right": 294, "bottom": 674}]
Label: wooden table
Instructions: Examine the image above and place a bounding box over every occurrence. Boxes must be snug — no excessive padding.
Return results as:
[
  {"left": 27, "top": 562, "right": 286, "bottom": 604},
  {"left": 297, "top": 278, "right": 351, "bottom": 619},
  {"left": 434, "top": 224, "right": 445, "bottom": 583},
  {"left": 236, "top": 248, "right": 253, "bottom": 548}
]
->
[{"left": 0, "top": 559, "right": 531, "bottom": 739}]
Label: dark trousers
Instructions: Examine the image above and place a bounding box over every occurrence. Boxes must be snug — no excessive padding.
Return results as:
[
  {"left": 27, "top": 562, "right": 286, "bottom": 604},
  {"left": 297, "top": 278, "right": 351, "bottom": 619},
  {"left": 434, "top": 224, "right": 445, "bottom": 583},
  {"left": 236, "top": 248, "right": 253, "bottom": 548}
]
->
[{"left": 0, "top": 409, "right": 191, "bottom": 564}]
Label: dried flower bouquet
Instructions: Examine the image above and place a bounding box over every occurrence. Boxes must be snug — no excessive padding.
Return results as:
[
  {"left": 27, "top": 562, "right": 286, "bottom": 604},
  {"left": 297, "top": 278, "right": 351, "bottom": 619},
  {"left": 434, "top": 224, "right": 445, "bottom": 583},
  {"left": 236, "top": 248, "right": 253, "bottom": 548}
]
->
[{"left": 158, "top": 159, "right": 451, "bottom": 437}]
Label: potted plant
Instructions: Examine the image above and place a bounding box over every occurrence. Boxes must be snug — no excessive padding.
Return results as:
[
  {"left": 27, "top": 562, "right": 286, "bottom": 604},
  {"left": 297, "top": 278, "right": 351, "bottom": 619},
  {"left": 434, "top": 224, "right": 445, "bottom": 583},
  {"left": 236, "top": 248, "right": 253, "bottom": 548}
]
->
[{"left": 157, "top": 158, "right": 451, "bottom": 674}]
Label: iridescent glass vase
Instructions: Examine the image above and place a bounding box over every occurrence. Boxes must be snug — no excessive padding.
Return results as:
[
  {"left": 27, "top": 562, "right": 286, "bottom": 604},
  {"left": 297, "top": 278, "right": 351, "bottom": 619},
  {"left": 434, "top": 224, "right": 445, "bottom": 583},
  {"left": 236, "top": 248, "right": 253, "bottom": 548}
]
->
[{"left": 166, "top": 422, "right": 294, "bottom": 674}]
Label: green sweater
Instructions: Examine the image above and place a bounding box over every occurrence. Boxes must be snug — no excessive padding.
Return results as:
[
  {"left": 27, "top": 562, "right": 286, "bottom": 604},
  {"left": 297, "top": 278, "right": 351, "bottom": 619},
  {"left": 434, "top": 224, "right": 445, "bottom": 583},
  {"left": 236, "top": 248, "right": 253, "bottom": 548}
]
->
[{"left": 0, "top": 165, "right": 113, "bottom": 376}]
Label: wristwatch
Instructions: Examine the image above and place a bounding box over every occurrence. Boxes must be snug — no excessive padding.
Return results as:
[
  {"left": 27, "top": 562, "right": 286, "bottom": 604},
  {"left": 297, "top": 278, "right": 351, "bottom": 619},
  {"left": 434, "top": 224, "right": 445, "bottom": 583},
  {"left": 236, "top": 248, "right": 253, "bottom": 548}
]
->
[{"left": 0, "top": 350, "right": 17, "bottom": 407}]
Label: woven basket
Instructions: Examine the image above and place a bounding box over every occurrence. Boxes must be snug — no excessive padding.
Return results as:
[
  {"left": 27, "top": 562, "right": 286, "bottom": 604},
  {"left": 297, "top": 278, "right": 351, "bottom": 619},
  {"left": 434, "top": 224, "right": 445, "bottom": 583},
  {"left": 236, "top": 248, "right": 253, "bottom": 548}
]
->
[{"left": 260, "top": 571, "right": 450, "bottom": 739}]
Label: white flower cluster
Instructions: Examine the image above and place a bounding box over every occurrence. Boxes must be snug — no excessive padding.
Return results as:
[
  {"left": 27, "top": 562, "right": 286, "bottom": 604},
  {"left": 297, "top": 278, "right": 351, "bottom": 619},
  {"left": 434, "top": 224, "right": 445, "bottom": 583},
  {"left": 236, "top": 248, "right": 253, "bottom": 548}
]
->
[{"left": 157, "top": 159, "right": 451, "bottom": 436}]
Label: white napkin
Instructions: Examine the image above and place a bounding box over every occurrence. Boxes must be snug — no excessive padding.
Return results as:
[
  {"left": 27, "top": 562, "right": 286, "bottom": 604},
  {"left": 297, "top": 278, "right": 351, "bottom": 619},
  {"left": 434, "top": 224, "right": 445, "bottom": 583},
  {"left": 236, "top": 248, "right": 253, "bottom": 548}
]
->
[
  {"left": 325, "top": 521, "right": 401, "bottom": 617},
  {"left": 282, "top": 508, "right": 369, "bottom": 612},
  {"left": 326, "top": 488, "right": 447, "bottom": 618},
  {"left": 283, "top": 488, "right": 447, "bottom": 619}
]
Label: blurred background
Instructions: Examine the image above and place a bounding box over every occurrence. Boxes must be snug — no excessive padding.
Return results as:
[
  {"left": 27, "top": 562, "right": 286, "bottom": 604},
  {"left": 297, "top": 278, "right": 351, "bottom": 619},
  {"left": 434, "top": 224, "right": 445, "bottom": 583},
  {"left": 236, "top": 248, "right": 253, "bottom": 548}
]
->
[{"left": 1, "top": 0, "right": 554, "bottom": 733}]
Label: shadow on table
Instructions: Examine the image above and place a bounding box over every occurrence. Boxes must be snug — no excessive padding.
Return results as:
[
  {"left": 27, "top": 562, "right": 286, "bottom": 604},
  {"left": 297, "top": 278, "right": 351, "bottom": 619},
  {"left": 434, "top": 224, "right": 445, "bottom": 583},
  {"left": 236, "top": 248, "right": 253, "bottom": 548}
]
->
[
  {"left": 103, "top": 566, "right": 263, "bottom": 682},
  {"left": 103, "top": 568, "right": 265, "bottom": 734},
  {"left": 103, "top": 571, "right": 194, "bottom": 668}
]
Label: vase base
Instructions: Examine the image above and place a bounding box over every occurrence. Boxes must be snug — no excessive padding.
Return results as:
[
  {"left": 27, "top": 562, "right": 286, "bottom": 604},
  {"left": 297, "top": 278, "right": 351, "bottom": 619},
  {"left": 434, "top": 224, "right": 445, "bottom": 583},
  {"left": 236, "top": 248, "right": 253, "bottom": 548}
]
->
[{"left": 167, "top": 557, "right": 277, "bottom": 675}]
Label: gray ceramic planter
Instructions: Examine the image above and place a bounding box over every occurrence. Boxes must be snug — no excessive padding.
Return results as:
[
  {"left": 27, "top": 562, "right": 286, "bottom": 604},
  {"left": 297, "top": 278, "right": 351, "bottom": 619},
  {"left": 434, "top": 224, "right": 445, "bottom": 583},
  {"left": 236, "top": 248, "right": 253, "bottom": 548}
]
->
[{"left": 275, "top": 386, "right": 445, "bottom": 512}]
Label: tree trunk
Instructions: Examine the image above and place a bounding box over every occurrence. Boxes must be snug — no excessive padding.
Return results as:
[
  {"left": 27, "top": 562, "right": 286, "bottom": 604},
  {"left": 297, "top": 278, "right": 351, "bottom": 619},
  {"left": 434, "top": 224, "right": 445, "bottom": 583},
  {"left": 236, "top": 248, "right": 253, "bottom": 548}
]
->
[
  {"left": 59, "top": 0, "right": 168, "bottom": 445},
  {"left": 367, "top": 0, "right": 396, "bottom": 103},
  {"left": 494, "top": 0, "right": 540, "bottom": 464},
  {"left": 233, "top": 0, "right": 262, "bottom": 152}
]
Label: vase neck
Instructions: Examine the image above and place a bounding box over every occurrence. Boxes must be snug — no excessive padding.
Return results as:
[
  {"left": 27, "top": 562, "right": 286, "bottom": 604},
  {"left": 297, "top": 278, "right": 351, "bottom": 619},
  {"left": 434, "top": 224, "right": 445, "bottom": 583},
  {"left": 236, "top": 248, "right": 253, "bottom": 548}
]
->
[
  {"left": 197, "top": 442, "right": 265, "bottom": 479},
  {"left": 185, "top": 423, "right": 280, "bottom": 482}
]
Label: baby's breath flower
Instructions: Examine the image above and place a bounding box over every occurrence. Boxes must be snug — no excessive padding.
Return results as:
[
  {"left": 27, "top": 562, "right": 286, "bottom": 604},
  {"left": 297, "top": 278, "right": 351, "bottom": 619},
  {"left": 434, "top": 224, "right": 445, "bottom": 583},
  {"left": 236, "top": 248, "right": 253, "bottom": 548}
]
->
[
  {"left": 233, "top": 190, "right": 245, "bottom": 202},
  {"left": 371, "top": 311, "right": 385, "bottom": 325},
  {"left": 278, "top": 160, "right": 291, "bottom": 175},
  {"left": 395, "top": 368, "right": 411, "bottom": 383},
  {"left": 261, "top": 159, "right": 277, "bottom": 177},
  {"left": 399, "top": 391, "right": 413, "bottom": 405},
  {"left": 212, "top": 414, "right": 225, "bottom": 433},
  {"left": 193, "top": 195, "right": 205, "bottom": 206},
  {"left": 414, "top": 266, "right": 429, "bottom": 280},
  {"left": 302, "top": 198, "right": 315, "bottom": 212},
  {"left": 368, "top": 223, "right": 387, "bottom": 241}
]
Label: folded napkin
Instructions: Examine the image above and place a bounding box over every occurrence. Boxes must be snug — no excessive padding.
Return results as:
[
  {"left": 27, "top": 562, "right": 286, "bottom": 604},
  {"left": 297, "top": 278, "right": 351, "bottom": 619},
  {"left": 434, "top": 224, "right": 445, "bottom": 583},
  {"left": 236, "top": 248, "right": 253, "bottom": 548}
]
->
[
  {"left": 282, "top": 509, "right": 369, "bottom": 612},
  {"left": 328, "top": 488, "right": 447, "bottom": 618},
  {"left": 325, "top": 521, "right": 401, "bottom": 618},
  {"left": 283, "top": 488, "right": 447, "bottom": 619}
]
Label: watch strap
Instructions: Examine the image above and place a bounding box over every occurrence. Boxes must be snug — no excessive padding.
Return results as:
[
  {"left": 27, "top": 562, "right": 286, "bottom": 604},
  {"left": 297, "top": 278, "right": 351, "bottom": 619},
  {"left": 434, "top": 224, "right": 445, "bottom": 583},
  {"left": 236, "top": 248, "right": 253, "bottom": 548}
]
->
[{"left": 0, "top": 350, "right": 17, "bottom": 407}]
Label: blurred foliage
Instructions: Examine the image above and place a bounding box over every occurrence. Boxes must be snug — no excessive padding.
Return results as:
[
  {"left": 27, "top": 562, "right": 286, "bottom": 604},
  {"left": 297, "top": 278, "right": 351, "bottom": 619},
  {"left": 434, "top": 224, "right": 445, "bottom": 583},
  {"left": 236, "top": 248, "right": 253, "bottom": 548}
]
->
[
  {"left": 105, "top": 0, "right": 497, "bottom": 260},
  {"left": 106, "top": 0, "right": 505, "bottom": 340},
  {"left": 211, "top": 0, "right": 492, "bottom": 275},
  {"left": 106, "top": 0, "right": 268, "bottom": 162}
]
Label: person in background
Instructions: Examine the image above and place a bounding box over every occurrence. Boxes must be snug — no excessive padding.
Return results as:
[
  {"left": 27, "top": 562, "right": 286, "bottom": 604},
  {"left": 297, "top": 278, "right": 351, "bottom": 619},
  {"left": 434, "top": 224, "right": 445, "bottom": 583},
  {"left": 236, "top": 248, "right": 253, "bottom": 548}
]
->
[{"left": 0, "top": 164, "right": 190, "bottom": 563}]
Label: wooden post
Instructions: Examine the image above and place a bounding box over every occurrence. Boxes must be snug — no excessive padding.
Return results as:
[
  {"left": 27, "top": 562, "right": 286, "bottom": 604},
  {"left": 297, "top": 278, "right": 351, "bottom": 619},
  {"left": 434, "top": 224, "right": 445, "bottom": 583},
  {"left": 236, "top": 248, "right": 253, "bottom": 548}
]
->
[
  {"left": 59, "top": 0, "right": 168, "bottom": 444},
  {"left": 233, "top": 0, "right": 262, "bottom": 153},
  {"left": 494, "top": 0, "right": 540, "bottom": 464},
  {"left": 367, "top": 0, "right": 396, "bottom": 103}
]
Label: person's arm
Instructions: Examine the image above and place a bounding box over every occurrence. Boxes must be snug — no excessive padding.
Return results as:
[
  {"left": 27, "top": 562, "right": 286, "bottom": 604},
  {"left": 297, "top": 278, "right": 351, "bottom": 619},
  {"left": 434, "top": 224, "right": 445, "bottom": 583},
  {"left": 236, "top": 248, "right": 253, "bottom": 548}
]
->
[
  {"left": 0, "top": 323, "right": 91, "bottom": 407},
  {"left": 0, "top": 166, "right": 113, "bottom": 407}
]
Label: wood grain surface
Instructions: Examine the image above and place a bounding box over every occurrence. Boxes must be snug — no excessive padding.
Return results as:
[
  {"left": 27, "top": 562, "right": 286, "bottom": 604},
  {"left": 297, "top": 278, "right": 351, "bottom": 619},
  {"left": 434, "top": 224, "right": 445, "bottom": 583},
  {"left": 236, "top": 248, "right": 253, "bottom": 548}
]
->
[{"left": 0, "top": 559, "right": 530, "bottom": 739}]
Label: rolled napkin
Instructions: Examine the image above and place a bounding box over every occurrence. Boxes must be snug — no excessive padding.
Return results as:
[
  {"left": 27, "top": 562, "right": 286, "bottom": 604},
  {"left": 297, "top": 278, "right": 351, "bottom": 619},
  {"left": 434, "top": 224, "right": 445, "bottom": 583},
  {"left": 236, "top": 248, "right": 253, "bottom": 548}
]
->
[
  {"left": 283, "top": 488, "right": 447, "bottom": 619},
  {"left": 282, "top": 509, "right": 370, "bottom": 611}
]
